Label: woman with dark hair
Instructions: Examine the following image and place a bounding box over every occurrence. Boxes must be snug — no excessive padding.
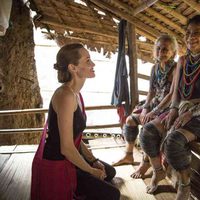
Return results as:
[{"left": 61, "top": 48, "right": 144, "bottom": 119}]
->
[
  {"left": 140, "top": 15, "right": 200, "bottom": 200},
  {"left": 31, "top": 43, "right": 120, "bottom": 200}
]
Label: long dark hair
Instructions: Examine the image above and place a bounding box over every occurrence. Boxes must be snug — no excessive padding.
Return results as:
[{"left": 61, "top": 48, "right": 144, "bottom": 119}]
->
[{"left": 187, "top": 15, "right": 200, "bottom": 27}]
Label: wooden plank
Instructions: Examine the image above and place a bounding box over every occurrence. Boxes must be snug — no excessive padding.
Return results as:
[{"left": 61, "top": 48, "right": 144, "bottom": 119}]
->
[
  {"left": 0, "top": 154, "right": 11, "bottom": 173},
  {"left": 0, "top": 145, "right": 16, "bottom": 152},
  {"left": 114, "top": 166, "right": 156, "bottom": 200},
  {"left": 0, "top": 153, "right": 34, "bottom": 200},
  {"left": 91, "top": 142, "right": 176, "bottom": 200},
  {"left": 0, "top": 139, "right": 180, "bottom": 200}
]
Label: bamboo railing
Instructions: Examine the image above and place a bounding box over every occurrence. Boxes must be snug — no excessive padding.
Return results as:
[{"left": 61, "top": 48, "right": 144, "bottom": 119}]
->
[{"left": 0, "top": 105, "right": 122, "bottom": 138}]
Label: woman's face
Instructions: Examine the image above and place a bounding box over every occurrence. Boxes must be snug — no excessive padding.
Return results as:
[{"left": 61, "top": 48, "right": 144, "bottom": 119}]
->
[
  {"left": 185, "top": 23, "right": 200, "bottom": 54},
  {"left": 76, "top": 48, "right": 95, "bottom": 78},
  {"left": 155, "top": 40, "right": 175, "bottom": 63}
]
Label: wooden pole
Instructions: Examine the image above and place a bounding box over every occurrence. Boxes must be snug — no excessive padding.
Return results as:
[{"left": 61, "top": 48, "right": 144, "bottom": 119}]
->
[{"left": 127, "top": 22, "right": 139, "bottom": 112}]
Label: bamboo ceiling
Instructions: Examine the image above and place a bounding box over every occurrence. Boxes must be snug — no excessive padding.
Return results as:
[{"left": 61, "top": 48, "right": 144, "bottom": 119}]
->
[{"left": 29, "top": 0, "right": 200, "bottom": 63}]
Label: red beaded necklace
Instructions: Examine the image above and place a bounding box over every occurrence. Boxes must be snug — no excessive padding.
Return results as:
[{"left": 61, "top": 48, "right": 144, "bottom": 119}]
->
[{"left": 179, "top": 54, "right": 200, "bottom": 99}]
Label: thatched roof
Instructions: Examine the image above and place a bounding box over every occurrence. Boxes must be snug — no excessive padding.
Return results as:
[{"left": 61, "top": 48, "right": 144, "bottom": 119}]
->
[{"left": 29, "top": 0, "right": 199, "bottom": 62}]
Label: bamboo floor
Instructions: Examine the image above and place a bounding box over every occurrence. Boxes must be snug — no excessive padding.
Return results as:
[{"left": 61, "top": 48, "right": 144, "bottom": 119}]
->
[{"left": 0, "top": 137, "right": 178, "bottom": 200}]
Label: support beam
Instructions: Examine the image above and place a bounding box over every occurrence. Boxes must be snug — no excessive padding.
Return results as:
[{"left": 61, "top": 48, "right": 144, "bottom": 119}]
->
[
  {"left": 146, "top": 7, "right": 185, "bottom": 34},
  {"left": 110, "top": 0, "right": 158, "bottom": 15},
  {"left": 155, "top": 2, "right": 187, "bottom": 25},
  {"left": 132, "top": 0, "right": 159, "bottom": 15},
  {"left": 39, "top": 16, "right": 117, "bottom": 39},
  {"left": 136, "top": 28, "right": 156, "bottom": 42},
  {"left": 181, "top": 0, "right": 200, "bottom": 13},
  {"left": 127, "top": 22, "right": 139, "bottom": 111},
  {"left": 89, "top": 0, "right": 161, "bottom": 38},
  {"left": 106, "top": 0, "right": 183, "bottom": 42},
  {"left": 137, "top": 13, "right": 183, "bottom": 42}
]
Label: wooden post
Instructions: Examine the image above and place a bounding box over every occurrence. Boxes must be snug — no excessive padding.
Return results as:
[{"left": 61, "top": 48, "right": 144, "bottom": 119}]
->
[{"left": 127, "top": 22, "right": 139, "bottom": 112}]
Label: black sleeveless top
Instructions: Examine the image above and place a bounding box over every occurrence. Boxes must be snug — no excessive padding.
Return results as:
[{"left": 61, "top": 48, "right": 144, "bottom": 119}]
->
[{"left": 43, "top": 101, "right": 86, "bottom": 160}]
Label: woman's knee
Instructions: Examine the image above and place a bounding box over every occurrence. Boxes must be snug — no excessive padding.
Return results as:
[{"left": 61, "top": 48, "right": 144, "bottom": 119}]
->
[
  {"left": 139, "top": 123, "right": 161, "bottom": 157},
  {"left": 164, "top": 131, "right": 191, "bottom": 170},
  {"left": 106, "top": 186, "right": 120, "bottom": 200},
  {"left": 112, "top": 187, "right": 120, "bottom": 200},
  {"left": 126, "top": 115, "right": 137, "bottom": 126},
  {"left": 104, "top": 163, "right": 116, "bottom": 181}
]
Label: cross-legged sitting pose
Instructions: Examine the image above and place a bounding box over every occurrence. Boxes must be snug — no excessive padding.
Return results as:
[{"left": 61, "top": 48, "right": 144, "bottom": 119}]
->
[
  {"left": 112, "top": 34, "right": 177, "bottom": 179},
  {"left": 140, "top": 15, "right": 200, "bottom": 200}
]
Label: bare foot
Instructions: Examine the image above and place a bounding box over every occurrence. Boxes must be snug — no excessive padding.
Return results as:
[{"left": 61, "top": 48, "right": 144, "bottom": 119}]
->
[
  {"left": 146, "top": 168, "right": 166, "bottom": 194},
  {"left": 175, "top": 184, "right": 190, "bottom": 200},
  {"left": 112, "top": 154, "right": 134, "bottom": 166},
  {"left": 131, "top": 160, "right": 150, "bottom": 179}
]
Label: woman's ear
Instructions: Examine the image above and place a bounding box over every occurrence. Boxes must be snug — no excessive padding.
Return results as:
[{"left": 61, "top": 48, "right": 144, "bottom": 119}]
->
[{"left": 68, "top": 64, "right": 77, "bottom": 73}]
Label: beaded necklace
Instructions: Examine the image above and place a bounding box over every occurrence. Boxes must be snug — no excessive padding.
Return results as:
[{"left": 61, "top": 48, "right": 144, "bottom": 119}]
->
[
  {"left": 156, "top": 60, "right": 175, "bottom": 87},
  {"left": 152, "top": 60, "right": 175, "bottom": 107},
  {"left": 179, "top": 53, "right": 200, "bottom": 99}
]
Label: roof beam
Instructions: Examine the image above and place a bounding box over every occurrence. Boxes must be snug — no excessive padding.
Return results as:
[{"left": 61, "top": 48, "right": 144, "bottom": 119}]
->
[
  {"left": 57, "top": 34, "right": 153, "bottom": 49},
  {"left": 89, "top": 0, "right": 160, "bottom": 38},
  {"left": 110, "top": 0, "right": 158, "bottom": 15},
  {"left": 132, "top": 0, "right": 159, "bottom": 15},
  {"left": 137, "top": 13, "right": 183, "bottom": 42},
  {"left": 155, "top": 2, "right": 187, "bottom": 25},
  {"left": 136, "top": 28, "right": 156, "bottom": 42},
  {"left": 107, "top": 0, "right": 183, "bottom": 42},
  {"left": 181, "top": 0, "right": 200, "bottom": 13},
  {"left": 146, "top": 7, "right": 185, "bottom": 34},
  {"left": 39, "top": 15, "right": 155, "bottom": 48},
  {"left": 39, "top": 16, "right": 117, "bottom": 38},
  {"left": 87, "top": 1, "right": 156, "bottom": 42}
]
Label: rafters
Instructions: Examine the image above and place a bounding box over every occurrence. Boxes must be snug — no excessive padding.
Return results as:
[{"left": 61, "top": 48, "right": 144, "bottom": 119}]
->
[
  {"left": 30, "top": 0, "right": 198, "bottom": 63},
  {"left": 89, "top": 0, "right": 160, "bottom": 37},
  {"left": 146, "top": 7, "right": 185, "bottom": 34},
  {"left": 181, "top": 0, "right": 200, "bottom": 13},
  {"left": 155, "top": 2, "right": 187, "bottom": 25}
]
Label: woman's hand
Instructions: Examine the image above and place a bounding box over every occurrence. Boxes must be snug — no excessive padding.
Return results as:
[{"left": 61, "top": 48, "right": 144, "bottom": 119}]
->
[
  {"left": 92, "top": 160, "right": 106, "bottom": 175},
  {"left": 142, "top": 111, "right": 156, "bottom": 125},
  {"left": 173, "top": 111, "right": 192, "bottom": 129},
  {"left": 161, "top": 108, "right": 178, "bottom": 130},
  {"left": 90, "top": 167, "right": 106, "bottom": 180},
  {"left": 139, "top": 109, "right": 149, "bottom": 125}
]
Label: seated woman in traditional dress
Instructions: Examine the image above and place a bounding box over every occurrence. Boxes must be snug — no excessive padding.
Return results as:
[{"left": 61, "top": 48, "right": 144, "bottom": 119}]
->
[
  {"left": 140, "top": 15, "right": 200, "bottom": 200},
  {"left": 112, "top": 34, "right": 178, "bottom": 179}
]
